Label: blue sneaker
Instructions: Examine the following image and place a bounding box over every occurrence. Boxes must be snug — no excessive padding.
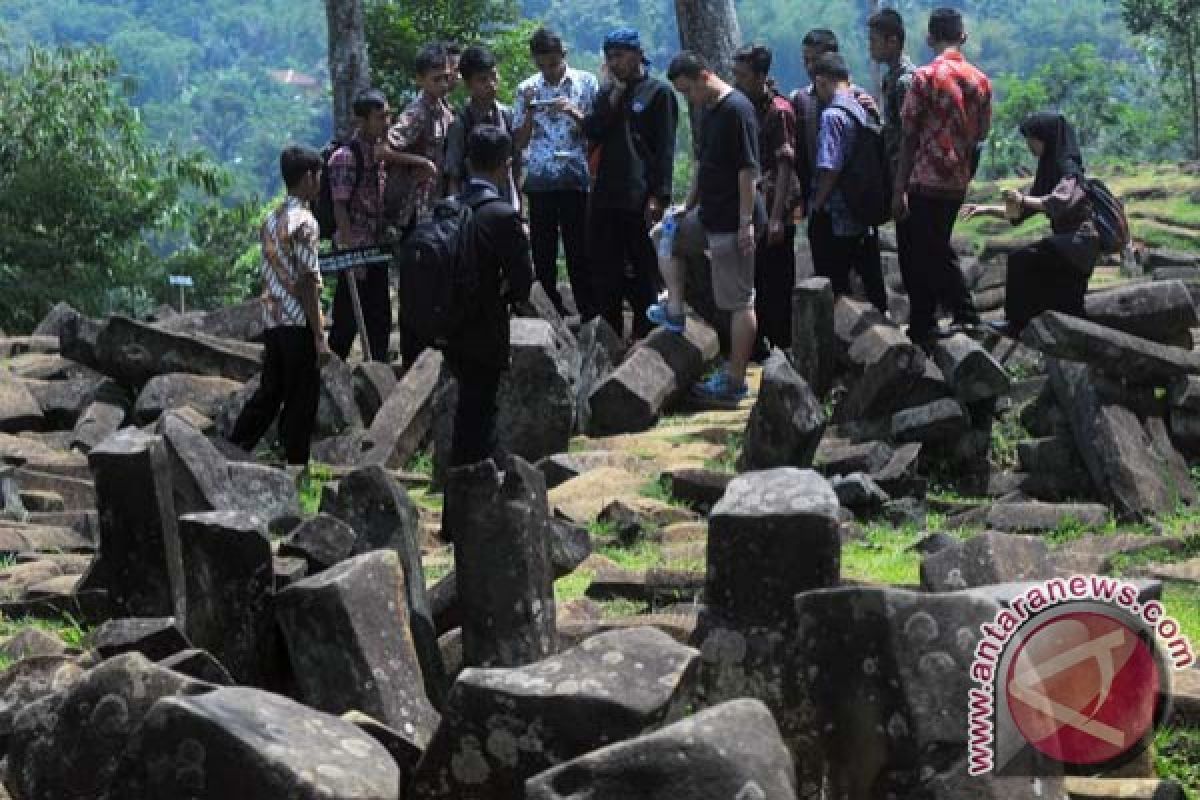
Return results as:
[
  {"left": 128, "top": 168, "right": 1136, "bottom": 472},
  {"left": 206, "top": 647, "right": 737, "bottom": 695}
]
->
[
  {"left": 646, "top": 302, "right": 686, "bottom": 334},
  {"left": 690, "top": 370, "right": 749, "bottom": 408}
]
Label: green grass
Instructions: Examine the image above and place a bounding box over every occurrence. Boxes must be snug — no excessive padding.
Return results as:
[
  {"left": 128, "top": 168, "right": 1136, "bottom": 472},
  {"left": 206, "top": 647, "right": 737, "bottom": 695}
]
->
[
  {"left": 840, "top": 524, "right": 924, "bottom": 586},
  {"left": 703, "top": 431, "right": 743, "bottom": 475},
  {"left": 554, "top": 569, "right": 593, "bottom": 603},
  {"left": 404, "top": 449, "right": 433, "bottom": 478},
  {"left": 1155, "top": 727, "right": 1199, "bottom": 799},
  {"left": 296, "top": 462, "right": 333, "bottom": 517},
  {"left": 422, "top": 559, "right": 452, "bottom": 586},
  {"left": 1162, "top": 584, "right": 1200, "bottom": 653},
  {"left": 408, "top": 487, "right": 443, "bottom": 513},
  {"left": 638, "top": 476, "right": 685, "bottom": 508},
  {"left": 989, "top": 410, "right": 1030, "bottom": 472},
  {"left": 0, "top": 611, "right": 89, "bottom": 651}
]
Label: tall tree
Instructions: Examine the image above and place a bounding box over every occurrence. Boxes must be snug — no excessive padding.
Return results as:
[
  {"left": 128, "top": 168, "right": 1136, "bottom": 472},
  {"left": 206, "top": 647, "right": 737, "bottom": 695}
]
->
[
  {"left": 674, "top": 0, "right": 741, "bottom": 78},
  {"left": 1122, "top": 0, "right": 1200, "bottom": 159},
  {"left": 325, "top": 0, "right": 372, "bottom": 140}
]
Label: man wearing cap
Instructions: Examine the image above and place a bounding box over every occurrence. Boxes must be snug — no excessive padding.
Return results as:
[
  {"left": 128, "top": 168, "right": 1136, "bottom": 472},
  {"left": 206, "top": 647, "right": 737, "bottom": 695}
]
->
[{"left": 583, "top": 28, "right": 679, "bottom": 341}]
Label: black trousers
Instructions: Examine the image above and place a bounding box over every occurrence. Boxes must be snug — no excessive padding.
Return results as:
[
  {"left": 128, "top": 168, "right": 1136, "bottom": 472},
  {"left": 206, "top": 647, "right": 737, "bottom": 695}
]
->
[
  {"left": 755, "top": 224, "right": 797, "bottom": 350},
  {"left": 1005, "top": 240, "right": 1089, "bottom": 333},
  {"left": 590, "top": 206, "right": 659, "bottom": 339},
  {"left": 328, "top": 266, "right": 392, "bottom": 362},
  {"left": 904, "top": 193, "right": 978, "bottom": 338},
  {"left": 808, "top": 210, "right": 888, "bottom": 313},
  {"left": 527, "top": 190, "right": 591, "bottom": 318},
  {"left": 447, "top": 358, "right": 503, "bottom": 468},
  {"left": 231, "top": 325, "right": 320, "bottom": 465}
]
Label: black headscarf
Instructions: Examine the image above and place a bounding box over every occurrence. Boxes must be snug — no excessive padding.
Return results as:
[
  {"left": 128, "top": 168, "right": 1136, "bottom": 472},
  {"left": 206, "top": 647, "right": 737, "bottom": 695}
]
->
[{"left": 1019, "top": 112, "right": 1085, "bottom": 197}]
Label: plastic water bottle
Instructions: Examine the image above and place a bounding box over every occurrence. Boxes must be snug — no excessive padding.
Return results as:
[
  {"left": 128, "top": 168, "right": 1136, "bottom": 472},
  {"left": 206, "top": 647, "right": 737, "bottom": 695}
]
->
[{"left": 657, "top": 209, "right": 678, "bottom": 260}]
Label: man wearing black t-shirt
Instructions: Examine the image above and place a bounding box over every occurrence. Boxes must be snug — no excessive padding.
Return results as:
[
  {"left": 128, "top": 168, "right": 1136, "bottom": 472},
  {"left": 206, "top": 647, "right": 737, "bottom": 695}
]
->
[{"left": 648, "top": 51, "right": 763, "bottom": 408}]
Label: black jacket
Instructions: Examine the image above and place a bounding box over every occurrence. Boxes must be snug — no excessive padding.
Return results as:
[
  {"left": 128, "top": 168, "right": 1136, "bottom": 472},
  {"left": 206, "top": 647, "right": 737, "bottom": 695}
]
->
[
  {"left": 583, "top": 73, "right": 679, "bottom": 211},
  {"left": 445, "top": 181, "right": 534, "bottom": 368}
]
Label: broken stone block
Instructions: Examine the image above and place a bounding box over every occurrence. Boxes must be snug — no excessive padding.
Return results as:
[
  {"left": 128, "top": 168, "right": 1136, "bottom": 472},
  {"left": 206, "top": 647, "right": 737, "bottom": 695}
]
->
[
  {"left": 18, "top": 373, "right": 108, "bottom": 430},
  {"left": 0, "top": 655, "right": 84, "bottom": 751},
  {"left": 740, "top": 350, "right": 827, "bottom": 471},
  {"left": 0, "top": 627, "right": 67, "bottom": 661},
  {"left": 814, "top": 439, "right": 895, "bottom": 476},
  {"left": 91, "top": 616, "right": 192, "bottom": 662},
  {"left": 1084, "top": 279, "right": 1198, "bottom": 347},
  {"left": 931, "top": 333, "right": 1010, "bottom": 402},
  {"left": 707, "top": 469, "right": 841, "bottom": 629},
  {"left": 344, "top": 709, "right": 426, "bottom": 775},
  {"left": 837, "top": 323, "right": 926, "bottom": 421},
  {"left": 920, "top": 531, "right": 1052, "bottom": 591},
  {"left": 0, "top": 377, "right": 44, "bottom": 433},
  {"left": 574, "top": 316, "right": 621, "bottom": 433},
  {"left": 178, "top": 511, "right": 277, "bottom": 686},
  {"left": 792, "top": 277, "right": 835, "bottom": 396},
  {"left": 93, "top": 314, "right": 263, "bottom": 385},
  {"left": 77, "top": 429, "right": 183, "bottom": 618},
  {"left": 495, "top": 318, "right": 576, "bottom": 461},
  {"left": 830, "top": 472, "right": 890, "bottom": 516},
  {"left": 525, "top": 698, "right": 797, "bottom": 799},
  {"left": 788, "top": 587, "right": 1002, "bottom": 798},
  {"left": 535, "top": 450, "right": 642, "bottom": 489},
  {"left": 410, "top": 627, "right": 700, "bottom": 800},
  {"left": 587, "top": 345, "right": 676, "bottom": 435},
  {"left": 32, "top": 301, "right": 83, "bottom": 339},
  {"left": 891, "top": 398, "right": 968, "bottom": 444},
  {"left": 313, "top": 355, "right": 364, "bottom": 438},
  {"left": 351, "top": 360, "right": 397, "bottom": 426},
  {"left": 985, "top": 501, "right": 1109, "bottom": 533},
  {"left": 278, "top": 513, "right": 356, "bottom": 574},
  {"left": 133, "top": 373, "right": 242, "bottom": 424},
  {"left": 663, "top": 467, "right": 733, "bottom": 511},
  {"left": 158, "top": 648, "right": 234, "bottom": 686},
  {"left": 275, "top": 550, "right": 439, "bottom": 743},
  {"left": 1023, "top": 311, "right": 1200, "bottom": 384},
  {"left": 105, "top": 686, "right": 401, "bottom": 799},
  {"left": 641, "top": 314, "right": 721, "bottom": 388},
  {"left": 1049, "top": 359, "right": 1195, "bottom": 519},
  {"left": 444, "top": 455, "right": 556, "bottom": 668},
  {"left": 7, "top": 653, "right": 211, "bottom": 800},
  {"left": 70, "top": 398, "right": 127, "bottom": 453}
]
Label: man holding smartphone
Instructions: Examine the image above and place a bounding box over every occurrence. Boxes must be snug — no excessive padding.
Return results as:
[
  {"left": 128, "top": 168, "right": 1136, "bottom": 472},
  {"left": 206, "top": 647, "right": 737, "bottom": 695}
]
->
[{"left": 513, "top": 27, "right": 598, "bottom": 319}]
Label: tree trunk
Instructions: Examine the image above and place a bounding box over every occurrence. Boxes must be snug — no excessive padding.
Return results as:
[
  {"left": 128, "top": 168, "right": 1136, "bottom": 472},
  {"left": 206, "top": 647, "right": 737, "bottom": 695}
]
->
[
  {"left": 1188, "top": 27, "right": 1200, "bottom": 160},
  {"left": 674, "top": 0, "right": 742, "bottom": 80},
  {"left": 324, "top": 0, "right": 371, "bottom": 141}
]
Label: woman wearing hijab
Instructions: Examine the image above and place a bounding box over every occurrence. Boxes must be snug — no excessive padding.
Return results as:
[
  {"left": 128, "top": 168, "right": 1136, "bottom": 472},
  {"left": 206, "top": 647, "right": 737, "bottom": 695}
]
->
[{"left": 961, "top": 112, "right": 1099, "bottom": 337}]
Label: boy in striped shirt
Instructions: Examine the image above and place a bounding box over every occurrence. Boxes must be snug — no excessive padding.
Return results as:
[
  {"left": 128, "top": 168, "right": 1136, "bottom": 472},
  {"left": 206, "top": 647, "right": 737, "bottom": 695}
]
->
[{"left": 230, "top": 145, "right": 330, "bottom": 466}]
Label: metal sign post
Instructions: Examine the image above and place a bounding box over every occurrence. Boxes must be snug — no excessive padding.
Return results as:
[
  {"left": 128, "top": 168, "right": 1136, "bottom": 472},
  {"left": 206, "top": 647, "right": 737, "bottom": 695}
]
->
[{"left": 168, "top": 275, "right": 194, "bottom": 313}]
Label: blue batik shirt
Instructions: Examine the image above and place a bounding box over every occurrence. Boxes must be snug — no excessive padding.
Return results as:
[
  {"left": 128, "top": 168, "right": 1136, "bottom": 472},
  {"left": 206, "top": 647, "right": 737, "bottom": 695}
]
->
[{"left": 513, "top": 67, "right": 598, "bottom": 193}]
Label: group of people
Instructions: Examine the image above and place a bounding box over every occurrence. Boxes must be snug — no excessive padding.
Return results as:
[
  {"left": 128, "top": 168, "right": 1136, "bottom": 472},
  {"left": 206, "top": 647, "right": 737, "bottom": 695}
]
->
[{"left": 231, "top": 7, "right": 1103, "bottom": 469}]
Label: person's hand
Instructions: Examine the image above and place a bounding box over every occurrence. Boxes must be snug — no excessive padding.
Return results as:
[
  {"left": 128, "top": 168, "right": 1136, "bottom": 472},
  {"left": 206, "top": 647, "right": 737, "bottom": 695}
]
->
[
  {"left": 738, "top": 223, "right": 756, "bottom": 257},
  {"left": 551, "top": 97, "right": 581, "bottom": 120},
  {"left": 645, "top": 196, "right": 664, "bottom": 227},
  {"left": 892, "top": 191, "right": 909, "bottom": 222},
  {"left": 857, "top": 93, "right": 879, "bottom": 116},
  {"left": 767, "top": 218, "right": 785, "bottom": 246},
  {"left": 959, "top": 203, "right": 981, "bottom": 221}
]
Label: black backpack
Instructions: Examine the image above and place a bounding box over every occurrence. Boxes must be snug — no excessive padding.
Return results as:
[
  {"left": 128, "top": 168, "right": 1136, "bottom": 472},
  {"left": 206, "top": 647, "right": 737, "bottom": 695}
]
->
[
  {"left": 831, "top": 99, "right": 892, "bottom": 227},
  {"left": 394, "top": 189, "right": 502, "bottom": 347},
  {"left": 1084, "top": 177, "right": 1131, "bottom": 254},
  {"left": 314, "top": 139, "right": 366, "bottom": 241}
]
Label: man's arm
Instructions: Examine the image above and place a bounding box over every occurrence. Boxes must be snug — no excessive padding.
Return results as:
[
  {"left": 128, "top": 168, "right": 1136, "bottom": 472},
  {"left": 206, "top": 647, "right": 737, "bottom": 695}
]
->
[
  {"left": 812, "top": 168, "right": 839, "bottom": 212},
  {"left": 513, "top": 87, "right": 535, "bottom": 152},
  {"left": 892, "top": 75, "right": 924, "bottom": 220},
  {"left": 293, "top": 220, "right": 330, "bottom": 355},
  {"left": 496, "top": 209, "right": 534, "bottom": 307},
  {"left": 444, "top": 113, "right": 467, "bottom": 196},
  {"left": 767, "top": 101, "right": 796, "bottom": 242},
  {"left": 383, "top": 108, "right": 438, "bottom": 175},
  {"left": 647, "top": 87, "right": 680, "bottom": 210}
]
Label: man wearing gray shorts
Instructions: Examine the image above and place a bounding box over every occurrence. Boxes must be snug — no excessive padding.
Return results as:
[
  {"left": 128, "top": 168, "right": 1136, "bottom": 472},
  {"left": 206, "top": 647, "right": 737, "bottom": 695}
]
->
[{"left": 649, "top": 51, "right": 763, "bottom": 407}]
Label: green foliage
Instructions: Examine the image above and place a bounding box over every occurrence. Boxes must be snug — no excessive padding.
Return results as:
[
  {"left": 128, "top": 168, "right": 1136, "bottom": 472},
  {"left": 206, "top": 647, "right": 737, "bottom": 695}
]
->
[
  {"left": 297, "top": 461, "right": 334, "bottom": 516},
  {"left": 366, "top": 0, "right": 521, "bottom": 105},
  {"left": 1155, "top": 727, "right": 1200, "bottom": 799},
  {"left": 987, "top": 44, "right": 1182, "bottom": 177},
  {"left": 0, "top": 612, "right": 89, "bottom": 651},
  {"left": 0, "top": 43, "right": 239, "bottom": 331},
  {"left": 405, "top": 449, "right": 434, "bottom": 478}
]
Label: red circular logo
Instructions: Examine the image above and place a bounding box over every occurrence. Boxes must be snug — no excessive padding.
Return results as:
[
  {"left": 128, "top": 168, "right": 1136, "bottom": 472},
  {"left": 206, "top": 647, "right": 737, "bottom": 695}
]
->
[{"left": 1005, "top": 611, "right": 1161, "bottom": 766}]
